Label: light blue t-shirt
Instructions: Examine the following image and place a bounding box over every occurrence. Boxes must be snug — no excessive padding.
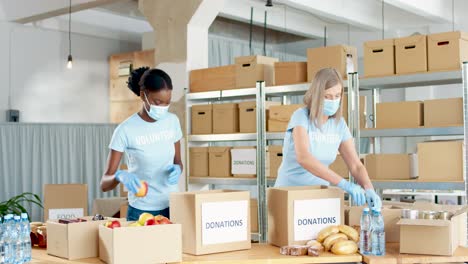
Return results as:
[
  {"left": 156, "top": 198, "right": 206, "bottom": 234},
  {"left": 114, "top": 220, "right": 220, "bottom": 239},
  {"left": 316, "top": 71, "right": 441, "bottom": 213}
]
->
[
  {"left": 274, "top": 107, "right": 352, "bottom": 187},
  {"left": 109, "top": 112, "right": 183, "bottom": 211}
]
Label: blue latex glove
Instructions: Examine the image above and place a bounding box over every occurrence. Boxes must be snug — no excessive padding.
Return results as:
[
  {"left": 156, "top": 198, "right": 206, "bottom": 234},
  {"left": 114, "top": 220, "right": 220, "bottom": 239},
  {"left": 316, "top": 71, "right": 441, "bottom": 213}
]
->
[
  {"left": 365, "top": 189, "right": 382, "bottom": 210},
  {"left": 337, "top": 179, "right": 366, "bottom": 206},
  {"left": 167, "top": 164, "right": 182, "bottom": 185},
  {"left": 115, "top": 170, "right": 141, "bottom": 194}
]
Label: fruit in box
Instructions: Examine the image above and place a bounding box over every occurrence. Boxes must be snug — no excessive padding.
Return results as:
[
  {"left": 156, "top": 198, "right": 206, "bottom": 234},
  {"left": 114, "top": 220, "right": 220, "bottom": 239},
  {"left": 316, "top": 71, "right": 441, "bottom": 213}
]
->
[
  {"left": 144, "top": 218, "right": 157, "bottom": 226},
  {"left": 154, "top": 215, "right": 172, "bottom": 224},
  {"left": 138, "top": 212, "right": 154, "bottom": 225},
  {"left": 104, "top": 220, "right": 121, "bottom": 229},
  {"left": 129, "top": 222, "right": 142, "bottom": 227},
  {"left": 135, "top": 181, "right": 148, "bottom": 197}
]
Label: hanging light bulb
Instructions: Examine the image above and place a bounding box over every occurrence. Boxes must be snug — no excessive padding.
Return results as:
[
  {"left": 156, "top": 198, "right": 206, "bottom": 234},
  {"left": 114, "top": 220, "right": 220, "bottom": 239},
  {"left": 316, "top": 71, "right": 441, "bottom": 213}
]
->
[{"left": 67, "top": 54, "right": 73, "bottom": 69}]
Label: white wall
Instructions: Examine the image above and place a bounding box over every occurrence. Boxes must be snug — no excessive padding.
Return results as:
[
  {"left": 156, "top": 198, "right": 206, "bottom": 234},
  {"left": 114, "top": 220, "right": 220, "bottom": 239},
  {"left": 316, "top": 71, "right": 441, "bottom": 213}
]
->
[{"left": 0, "top": 21, "right": 140, "bottom": 123}]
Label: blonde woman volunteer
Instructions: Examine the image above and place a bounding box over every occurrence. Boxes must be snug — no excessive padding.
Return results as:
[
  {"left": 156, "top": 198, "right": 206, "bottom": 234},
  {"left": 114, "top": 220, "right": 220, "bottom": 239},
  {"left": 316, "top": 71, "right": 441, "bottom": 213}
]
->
[{"left": 274, "top": 68, "right": 381, "bottom": 209}]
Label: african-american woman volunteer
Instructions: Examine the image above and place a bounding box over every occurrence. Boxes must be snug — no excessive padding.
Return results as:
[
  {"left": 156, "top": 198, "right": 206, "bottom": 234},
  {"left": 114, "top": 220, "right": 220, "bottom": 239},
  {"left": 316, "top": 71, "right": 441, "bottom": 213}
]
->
[
  {"left": 100, "top": 67, "right": 183, "bottom": 220},
  {"left": 274, "top": 68, "right": 381, "bottom": 209}
]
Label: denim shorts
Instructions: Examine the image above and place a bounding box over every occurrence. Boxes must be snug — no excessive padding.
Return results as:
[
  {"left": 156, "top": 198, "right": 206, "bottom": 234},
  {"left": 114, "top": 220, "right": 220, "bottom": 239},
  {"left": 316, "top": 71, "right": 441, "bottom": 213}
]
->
[{"left": 127, "top": 205, "right": 170, "bottom": 221}]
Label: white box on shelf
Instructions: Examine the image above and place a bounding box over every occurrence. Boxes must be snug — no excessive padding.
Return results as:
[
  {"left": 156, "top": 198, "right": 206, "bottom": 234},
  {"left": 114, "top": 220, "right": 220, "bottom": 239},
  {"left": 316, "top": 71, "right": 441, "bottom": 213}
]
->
[{"left": 231, "top": 147, "right": 256, "bottom": 175}]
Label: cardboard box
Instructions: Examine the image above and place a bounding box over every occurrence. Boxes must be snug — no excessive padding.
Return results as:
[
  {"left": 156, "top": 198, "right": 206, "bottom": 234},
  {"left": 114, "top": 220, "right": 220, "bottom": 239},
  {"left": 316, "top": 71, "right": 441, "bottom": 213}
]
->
[
  {"left": 251, "top": 199, "right": 258, "bottom": 233},
  {"left": 92, "top": 198, "right": 127, "bottom": 218},
  {"left": 190, "top": 147, "right": 209, "bottom": 177},
  {"left": 330, "top": 154, "right": 349, "bottom": 179},
  {"left": 274, "top": 62, "right": 307, "bottom": 85},
  {"left": 238, "top": 101, "right": 281, "bottom": 133},
  {"left": 342, "top": 95, "right": 367, "bottom": 128},
  {"left": 365, "top": 154, "right": 412, "bottom": 180},
  {"left": 191, "top": 104, "right": 212, "bottom": 134},
  {"left": 268, "top": 146, "right": 283, "bottom": 178},
  {"left": 268, "top": 104, "right": 303, "bottom": 132},
  {"left": 395, "top": 35, "right": 428, "bottom": 74},
  {"left": 347, "top": 205, "right": 404, "bottom": 243},
  {"left": 376, "top": 101, "right": 423, "bottom": 129},
  {"left": 189, "top": 65, "right": 236, "bottom": 93},
  {"left": 99, "top": 222, "right": 182, "bottom": 264},
  {"left": 170, "top": 190, "right": 251, "bottom": 255},
  {"left": 231, "top": 147, "right": 256, "bottom": 177},
  {"left": 307, "top": 45, "right": 358, "bottom": 82},
  {"left": 398, "top": 203, "right": 467, "bottom": 256},
  {"left": 428, "top": 31, "right": 468, "bottom": 72},
  {"left": 47, "top": 216, "right": 117, "bottom": 260},
  {"left": 44, "top": 184, "right": 88, "bottom": 222},
  {"left": 235, "top": 55, "right": 278, "bottom": 88},
  {"left": 109, "top": 100, "right": 141, "bottom": 124},
  {"left": 417, "top": 140, "right": 463, "bottom": 182},
  {"left": 208, "top": 147, "right": 231, "bottom": 177},
  {"left": 424, "top": 98, "right": 463, "bottom": 127},
  {"left": 213, "top": 103, "right": 239, "bottom": 134},
  {"left": 364, "top": 39, "right": 395, "bottom": 77},
  {"left": 268, "top": 186, "right": 344, "bottom": 247}
]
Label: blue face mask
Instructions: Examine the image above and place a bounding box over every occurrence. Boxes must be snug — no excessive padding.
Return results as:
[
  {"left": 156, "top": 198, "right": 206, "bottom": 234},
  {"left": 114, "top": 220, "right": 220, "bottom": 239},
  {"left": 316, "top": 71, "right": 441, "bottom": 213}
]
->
[
  {"left": 144, "top": 93, "right": 170, "bottom": 121},
  {"left": 323, "top": 98, "right": 341, "bottom": 116}
]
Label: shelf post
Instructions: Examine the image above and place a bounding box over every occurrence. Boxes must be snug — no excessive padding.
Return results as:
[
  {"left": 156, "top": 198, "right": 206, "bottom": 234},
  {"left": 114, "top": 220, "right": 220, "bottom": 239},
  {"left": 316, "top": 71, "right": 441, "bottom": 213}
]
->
[
  {"left": 256, "top": 81, "right": 268, "bottom": 243},
  {"left": 462, "top": 62, "right": 468, "bottom": 206},
  {"left": 347, "top": 72, "right": 360, "bottom": 206},
  {"left": 372, "top": 88, "right": 382, "bottom": 154}
]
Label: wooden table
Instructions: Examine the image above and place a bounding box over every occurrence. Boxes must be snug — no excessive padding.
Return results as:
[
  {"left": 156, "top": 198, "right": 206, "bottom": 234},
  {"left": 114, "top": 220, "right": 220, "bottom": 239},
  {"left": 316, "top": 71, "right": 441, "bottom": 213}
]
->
[
  {"left": 362, "top": 243, "right": 468, "bottom": 264},
  {"left": 32, "top": 244, "right": 362, "bottom": 264}
]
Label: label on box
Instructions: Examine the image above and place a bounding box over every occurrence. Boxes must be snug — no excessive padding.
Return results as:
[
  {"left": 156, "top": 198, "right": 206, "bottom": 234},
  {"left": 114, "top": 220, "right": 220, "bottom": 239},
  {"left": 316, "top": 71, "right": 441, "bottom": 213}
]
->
[
  {"left": 231, "top": 149, "right": 256, "bottom": 175},
  {"left": 293, "top": 198, "right": 341, "bottom": 241},
  {"left": 201, "top": 200, "right": 248, "bottom": 245},
  {"left": 48, "top": 208, "right": 84, "bottom": 220}
]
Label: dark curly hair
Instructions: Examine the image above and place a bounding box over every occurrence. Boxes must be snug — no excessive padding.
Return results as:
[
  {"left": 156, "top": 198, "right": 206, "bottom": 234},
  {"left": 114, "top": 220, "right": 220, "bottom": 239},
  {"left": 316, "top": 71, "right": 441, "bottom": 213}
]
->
[{"left": 127, "top": 67, "right": 173, "bottom": 96}]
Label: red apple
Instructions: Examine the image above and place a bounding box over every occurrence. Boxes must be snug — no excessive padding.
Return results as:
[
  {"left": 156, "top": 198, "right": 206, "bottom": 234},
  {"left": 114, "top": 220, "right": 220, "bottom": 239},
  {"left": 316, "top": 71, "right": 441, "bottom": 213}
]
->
[
  {"left": 135, "top": 181, "right": 148, "bottom": 197},
  {"left": 159, "top": 218, "right": 172, "bottom": 225},
  {"left": 104, "top": 220, "right": 121, "bottom": 229},
  {"left": 144, "top": 218, "right": 157, "bottom": 226}
]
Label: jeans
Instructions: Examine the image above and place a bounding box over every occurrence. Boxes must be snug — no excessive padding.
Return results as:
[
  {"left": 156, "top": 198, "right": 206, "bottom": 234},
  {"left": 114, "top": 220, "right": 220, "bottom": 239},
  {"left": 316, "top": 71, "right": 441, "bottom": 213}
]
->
[{"left": 127, "top": 205, "right": 170, "bottom": 221}]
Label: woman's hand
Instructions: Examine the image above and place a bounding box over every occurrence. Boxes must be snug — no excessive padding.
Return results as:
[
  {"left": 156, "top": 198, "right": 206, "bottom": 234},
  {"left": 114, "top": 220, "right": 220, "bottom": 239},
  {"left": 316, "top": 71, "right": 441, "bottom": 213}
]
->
[
  {"left": 365, "top": 189, "right": 382, "bottom": 210},
  {"left": 337, "top": 179, "right": 366, "bottom": 206},
  {"left": 115, "top": 170, "right": 141, "bottom": 194},
  {"left": 167, "top": 164, "right": 182, "bottom": 185}
]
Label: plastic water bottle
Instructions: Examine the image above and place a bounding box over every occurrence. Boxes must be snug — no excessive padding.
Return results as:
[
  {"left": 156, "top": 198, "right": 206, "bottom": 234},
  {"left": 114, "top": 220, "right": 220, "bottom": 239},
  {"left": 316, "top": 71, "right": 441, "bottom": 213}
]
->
[
  {"left": 20, "top": 214, "right": 31, "bottom": 263},
  {"left": 371, "top": 209, "right": 385, "bottom": 256},
  {"left": 1, "top": 216, "right": 4, "bottom": 264},
  {"left": 360, "top": 207, "right": 371, "bottom": 255},
  {"left": 3, "top": 215, "right": 13, "bottom": 264},
  {"left": 12, "top": 215, "right": 22, "bottom": 264}
]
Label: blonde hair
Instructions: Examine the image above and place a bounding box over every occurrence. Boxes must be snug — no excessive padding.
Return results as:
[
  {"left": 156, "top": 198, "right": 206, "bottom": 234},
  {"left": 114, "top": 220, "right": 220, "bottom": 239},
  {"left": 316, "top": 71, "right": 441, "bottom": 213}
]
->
[{"left": 303, "top": 68, "right": 344, "bottom": 128}]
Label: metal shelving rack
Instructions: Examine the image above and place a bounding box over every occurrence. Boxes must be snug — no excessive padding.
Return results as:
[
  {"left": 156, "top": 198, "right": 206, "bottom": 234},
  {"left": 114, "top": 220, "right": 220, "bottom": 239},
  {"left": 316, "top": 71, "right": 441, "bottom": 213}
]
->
[{"left": 352, "top": 64, "right": 468, "bottom": 200}]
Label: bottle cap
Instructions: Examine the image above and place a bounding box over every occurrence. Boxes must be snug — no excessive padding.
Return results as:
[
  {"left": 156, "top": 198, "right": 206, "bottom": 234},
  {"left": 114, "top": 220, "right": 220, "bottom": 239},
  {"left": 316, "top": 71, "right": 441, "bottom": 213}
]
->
[
  {"left": 14, "top": 215, "right": 20, "bottom": 220},
  {"left": 21, "top": 213, "right": 28, "bottom": 219},
  {"left": 363, "top": 207, "right": 370, "bottom": 212}
]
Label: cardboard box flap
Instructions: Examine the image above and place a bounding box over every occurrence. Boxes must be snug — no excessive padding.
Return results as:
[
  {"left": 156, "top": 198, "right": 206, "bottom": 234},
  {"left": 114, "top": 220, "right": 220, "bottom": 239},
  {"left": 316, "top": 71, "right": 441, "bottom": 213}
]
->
[
  {"left": 209, "top": 146, "right": 231, "bottom": 154},
  {"left": 395, "top": 35, "right": 426, "bottom": 46},
  {"left": 397, "top": 218, "right": 451, "bottom": 227},
  {"left": 235, "top": 55, "right": 278, "bottom": 66},
  {"left": 190, "top": 147, "right": 208, "bottom": 153},
  {"left": 238, "top": 101, "right": 256, "bottom": 110},
  {"left": 342, "top": 45, "right": 356, "bottom": 58},
  {"left": 451, "top": 206, "right": 468, "bottom": 219},
  {"left": 428, "top": 31, "right": 468, "bottom": 42},
  {"left": 274, "top": 61, "right": 307, "bottom": 68},
  {"left": 213, "top": 103, "right": 237, "bottom": 110},
  {"left": 364, "top": 39, "right": 395, "bottom": 49}
]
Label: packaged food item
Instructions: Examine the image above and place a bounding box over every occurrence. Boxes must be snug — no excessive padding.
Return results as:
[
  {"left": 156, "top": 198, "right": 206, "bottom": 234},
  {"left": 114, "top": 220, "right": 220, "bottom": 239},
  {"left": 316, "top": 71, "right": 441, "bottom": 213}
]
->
[
  {"left": 305, "top": 240, "right": 324, "bottom": 252},
  {"left": 307, "top": 247, "right": 320, "bottom": 257},
  {"left": 289, "top": 246, "right": 309, "bottom": 256},
  {"left": 279, "top": 246, "right": 290, "bottom": 255}
]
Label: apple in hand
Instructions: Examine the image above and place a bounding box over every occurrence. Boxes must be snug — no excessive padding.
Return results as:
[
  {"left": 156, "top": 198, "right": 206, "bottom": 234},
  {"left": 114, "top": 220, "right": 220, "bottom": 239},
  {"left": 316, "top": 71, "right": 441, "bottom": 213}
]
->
[
  {"left": 135, "top": 181, "right": 148, "bottom": 197},
  {"left": 104, "top": 220, "right": 121, "bottom": 229}
]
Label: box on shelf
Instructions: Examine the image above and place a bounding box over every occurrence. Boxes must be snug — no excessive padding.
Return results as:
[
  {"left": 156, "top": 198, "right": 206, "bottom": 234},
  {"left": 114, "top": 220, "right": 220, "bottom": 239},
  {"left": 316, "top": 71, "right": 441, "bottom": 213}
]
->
[
  {"left": 110, "top": 100, "right": 141, "bottom": 124},
  {"left": 395, "top": 35, "right": 428, "bottom": 74},
  {"left": 330, "top": 154, "right": 349, "bottom": 179},
  {"left": 231, "top": 147, "right": 256, "bottom": 177},
  {"left": 428, "top": 31, "right": 468, "bottom": 72},
  {"left": 47, "top": 216, "right": 119, "bottom": 260},
  {"left": 342, "top": 95, "right": 367, "bottom": 128},
  {"left": 189, "top": 65, "right": 236, "bottom": 93},
  {"left": 417, "top": 140, "right": 463, "bottom": 182},
  {"left": 208, "top": 147, "right": 232, "bottom": 177},
  {"left": 251, "top": 199, "right": 258, "bottom": 233},
  {"left": 376, "top": 101, "right": 423, "bottom": 129},
  {"left": 235, "top": 55, "right": 278, "bottom": 88},
  {"left": 274, "top": 62, "right": 307, "bottom": 85},
  {"left": 44, "top": 184, "right": 88, "bottom": 222},
  {"left": 365, "top": 154, "right": 413, "bottom": 180},
  {"left": 307, "top": 45, "right": 358, "bottom": 82},
  {"left": 191, "top": 104, "right": 213, "bottom": 135},
  {"left": 110, "top": 77, "right": 139, "bottom": 101},
  {"left": 364, "top": 39, "right": 395, "bottom": 77},
  {"left": 170, "top": 190, "right": 251, "bottom": 255},
  {"left": 268, "top": 186, "right": 344, "bottom": 247},
  {"left": 238, "top": 101, "right": 281, "bottom": 133},
  {"left": 268, "top": 146, "right": 283, "bottom": 178},
  {"left": 398, "top": 203, "right": 467, "bottom": 256},
  {"left": 99, "top": 222, "right": 182, "bottom": 264},
  {"left": 190, "top": 147, "right": 209, "bottom": 177},
  {"left": 213, "top": 103, "right": 239, "bottom": 134},
  {"left": 424, "top": 98, "right": 463, "bottom": 127},
  {"left": 268, "top": 104, "right": 304, "bottom": 132}
]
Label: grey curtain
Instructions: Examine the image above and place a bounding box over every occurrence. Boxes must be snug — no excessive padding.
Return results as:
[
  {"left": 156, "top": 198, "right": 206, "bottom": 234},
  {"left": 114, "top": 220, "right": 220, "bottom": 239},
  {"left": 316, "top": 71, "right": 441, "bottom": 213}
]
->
[{"left": 0, "top": 123, "right": 118, "bottom": 221}]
